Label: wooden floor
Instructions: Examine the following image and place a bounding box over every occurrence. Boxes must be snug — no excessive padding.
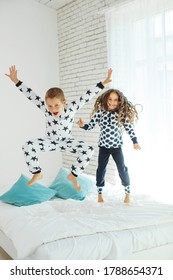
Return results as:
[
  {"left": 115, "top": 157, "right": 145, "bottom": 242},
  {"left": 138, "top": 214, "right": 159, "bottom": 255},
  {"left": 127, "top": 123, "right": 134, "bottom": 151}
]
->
[{"left": 0, "top": 247, "right": 12, "bottom": 260}]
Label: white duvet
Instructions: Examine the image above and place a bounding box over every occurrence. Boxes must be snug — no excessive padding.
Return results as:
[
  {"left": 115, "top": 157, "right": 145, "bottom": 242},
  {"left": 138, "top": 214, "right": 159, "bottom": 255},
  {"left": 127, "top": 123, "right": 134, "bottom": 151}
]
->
[{"left": 0, "top": 193, "right": 173, "bottom": 259}]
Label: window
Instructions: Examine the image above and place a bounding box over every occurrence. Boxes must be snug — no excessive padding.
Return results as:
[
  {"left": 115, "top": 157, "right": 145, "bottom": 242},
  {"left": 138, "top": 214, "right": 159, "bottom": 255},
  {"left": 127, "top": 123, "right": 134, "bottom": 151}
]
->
[{"left": 106, "top": 0, "right": 173, "bottom": 203}]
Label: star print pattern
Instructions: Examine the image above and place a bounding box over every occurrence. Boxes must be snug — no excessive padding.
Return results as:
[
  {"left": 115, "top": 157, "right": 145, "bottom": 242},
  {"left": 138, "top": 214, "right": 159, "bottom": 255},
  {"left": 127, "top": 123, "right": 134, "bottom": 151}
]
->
[
  {"left": 16, "top": 81, "right": 103, "bottom": 175},
  {"left": 22, "top": 138, "right": 94, "bottom": 175},
  {"left": 82, "top": 109, "right": 138, "bottom": 148}
]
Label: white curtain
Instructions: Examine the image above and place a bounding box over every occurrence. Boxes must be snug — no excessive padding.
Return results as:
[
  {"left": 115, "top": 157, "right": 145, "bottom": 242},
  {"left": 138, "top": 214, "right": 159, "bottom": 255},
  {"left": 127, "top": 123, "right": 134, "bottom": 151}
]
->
[{"left": 106, "top": 0, "right": 173, "bottom": 203}]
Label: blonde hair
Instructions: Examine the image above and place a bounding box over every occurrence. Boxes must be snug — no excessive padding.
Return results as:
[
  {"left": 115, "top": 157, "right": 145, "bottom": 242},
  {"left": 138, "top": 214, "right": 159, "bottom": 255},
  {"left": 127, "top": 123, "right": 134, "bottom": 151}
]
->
[
  {"left": 91, "top": 89, "right": 141, "bottom": 125},
  {"left": 45, "top": 87, "right": 65, "bottom": 102}
]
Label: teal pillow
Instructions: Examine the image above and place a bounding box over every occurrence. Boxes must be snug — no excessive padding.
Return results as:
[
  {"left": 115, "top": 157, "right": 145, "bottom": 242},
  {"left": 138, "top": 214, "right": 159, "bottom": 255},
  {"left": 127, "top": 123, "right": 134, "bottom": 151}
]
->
[
  {"left": 0, "top": 174, "right": 56, "bottom": 206},
  {"left": 49, "top": 168, "right": 96, "bottom": 200}
]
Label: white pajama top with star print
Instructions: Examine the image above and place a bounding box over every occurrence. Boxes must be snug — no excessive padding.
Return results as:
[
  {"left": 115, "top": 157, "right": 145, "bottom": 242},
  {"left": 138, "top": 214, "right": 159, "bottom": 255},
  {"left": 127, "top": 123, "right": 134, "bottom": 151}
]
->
[{"left": 16, "top": 81, "right": 104, "bottom": 140}]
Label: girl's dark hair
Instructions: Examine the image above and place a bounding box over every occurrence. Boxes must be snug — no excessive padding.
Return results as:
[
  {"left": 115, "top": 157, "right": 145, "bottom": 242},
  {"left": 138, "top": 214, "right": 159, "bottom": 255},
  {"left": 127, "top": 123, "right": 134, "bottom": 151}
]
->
[{"left": 91, "top": 89, "right": 141, "bottom": 124}]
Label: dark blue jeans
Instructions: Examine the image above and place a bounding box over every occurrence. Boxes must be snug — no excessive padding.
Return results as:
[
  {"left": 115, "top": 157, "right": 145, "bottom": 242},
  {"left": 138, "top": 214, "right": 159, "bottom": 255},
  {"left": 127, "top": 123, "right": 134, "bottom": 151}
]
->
[{"left": 96, "top": 146, "right": 130, "bottom": 188}]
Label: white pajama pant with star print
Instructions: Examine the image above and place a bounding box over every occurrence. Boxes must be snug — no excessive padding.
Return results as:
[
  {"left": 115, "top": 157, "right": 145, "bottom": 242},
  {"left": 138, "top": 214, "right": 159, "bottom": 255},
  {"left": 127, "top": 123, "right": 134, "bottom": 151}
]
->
[{"left": 22, "top": 138, "right": 94, "bottom": 176}]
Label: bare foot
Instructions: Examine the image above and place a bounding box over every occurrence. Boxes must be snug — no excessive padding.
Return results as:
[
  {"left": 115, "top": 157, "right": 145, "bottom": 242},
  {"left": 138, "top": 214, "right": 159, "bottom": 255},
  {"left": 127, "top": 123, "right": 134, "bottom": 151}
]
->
[
  {"left": 98, "top": 194, "right": 104, "bottom": 203},
  {"left": 67, "top": 173, "right": 81, "bottom": 191},
  {"left": 27, "top": 172, "right": 43, "bottom": 186},
  {"left": 124, "top": 193, "right": 131, "bottom": 203}
]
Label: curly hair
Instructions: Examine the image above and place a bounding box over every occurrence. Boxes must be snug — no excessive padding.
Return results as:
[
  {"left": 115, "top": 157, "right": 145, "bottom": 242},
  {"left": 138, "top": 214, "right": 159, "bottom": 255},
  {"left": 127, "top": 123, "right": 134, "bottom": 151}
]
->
[{"left": 91, "top": 89, "right": 141, "bottom": 125}]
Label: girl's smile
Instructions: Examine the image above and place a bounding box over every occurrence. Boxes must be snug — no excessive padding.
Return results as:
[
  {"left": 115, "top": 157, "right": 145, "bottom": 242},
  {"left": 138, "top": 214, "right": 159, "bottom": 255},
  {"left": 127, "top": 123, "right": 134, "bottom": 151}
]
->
[{"left": 107, "top": 92, "right": 119, "bottom": 110}]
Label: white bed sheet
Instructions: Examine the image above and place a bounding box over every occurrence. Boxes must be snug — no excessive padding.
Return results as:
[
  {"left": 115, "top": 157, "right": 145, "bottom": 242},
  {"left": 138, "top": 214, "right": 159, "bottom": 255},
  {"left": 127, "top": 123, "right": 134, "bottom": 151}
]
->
[{"left": 0, "top": 189, "right": 173, "bottom": 259}]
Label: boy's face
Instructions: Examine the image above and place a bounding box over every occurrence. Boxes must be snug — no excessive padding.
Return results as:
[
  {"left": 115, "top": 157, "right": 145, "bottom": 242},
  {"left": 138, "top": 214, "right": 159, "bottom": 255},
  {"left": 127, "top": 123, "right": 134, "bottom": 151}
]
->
[
  {"left": 107, "top": 92, "right": 119, "bottom": 111},
  {"left": 46, "top": 97, "right": 66, "bottom": 117}
]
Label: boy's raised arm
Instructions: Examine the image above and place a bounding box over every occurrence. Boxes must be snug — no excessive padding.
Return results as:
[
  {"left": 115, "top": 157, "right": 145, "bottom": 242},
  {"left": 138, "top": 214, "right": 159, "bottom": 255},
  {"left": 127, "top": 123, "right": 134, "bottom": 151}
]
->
[
  {"left": 5, "top": 65, "right": 47, "bottom": 113},
  {"left": 68, "top": 68, "right": 113, "bottom": 112},
  {"left": 5, "top": 65, "right": 19, "bottom": 84}
]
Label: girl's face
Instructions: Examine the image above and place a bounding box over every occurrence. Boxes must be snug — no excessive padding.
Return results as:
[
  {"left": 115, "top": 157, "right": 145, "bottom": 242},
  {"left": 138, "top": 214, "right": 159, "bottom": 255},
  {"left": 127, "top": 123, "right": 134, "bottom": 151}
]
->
[
  {"left": 46, "top": 97, "right": 66, "bottom": 117},
  {"left": 107, "top": 92, "right": 119, "bottom": 111}
]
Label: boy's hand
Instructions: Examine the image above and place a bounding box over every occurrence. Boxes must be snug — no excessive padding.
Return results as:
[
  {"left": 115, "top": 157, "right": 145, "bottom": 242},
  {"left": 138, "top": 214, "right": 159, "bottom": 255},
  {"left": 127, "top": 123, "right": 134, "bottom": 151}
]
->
[
  {"left": 76, "top": 118, "right": 84, "bottom": 127},
  {"left": 5, "top": 65, "right": 19, "bottom": 84},
  {"left": 102, "top": 68, "right": 113, "bottom": 86}
]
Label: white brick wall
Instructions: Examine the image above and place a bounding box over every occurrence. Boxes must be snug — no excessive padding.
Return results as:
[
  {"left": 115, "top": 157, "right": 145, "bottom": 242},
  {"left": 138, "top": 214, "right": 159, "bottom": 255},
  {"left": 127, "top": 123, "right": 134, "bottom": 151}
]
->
[{"left": 57, "top": 0, "right": 119, "bottom": 185}]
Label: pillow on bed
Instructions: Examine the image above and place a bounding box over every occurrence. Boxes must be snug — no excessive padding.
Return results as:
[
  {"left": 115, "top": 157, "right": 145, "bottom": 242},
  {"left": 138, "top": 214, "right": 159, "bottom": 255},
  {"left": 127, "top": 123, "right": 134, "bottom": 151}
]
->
[
  {"left": 49, "top": 167, "right": 95, "bottom": 200},
  {"left": 0, "top": 174, "right": 56, "bottom": 206}
]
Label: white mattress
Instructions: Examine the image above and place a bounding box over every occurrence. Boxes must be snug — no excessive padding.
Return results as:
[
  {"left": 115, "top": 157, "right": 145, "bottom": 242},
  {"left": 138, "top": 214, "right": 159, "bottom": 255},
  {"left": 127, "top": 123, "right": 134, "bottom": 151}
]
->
[
  {"left": 0, "top": 181, "right": 173, "bottom": 260},
  {"left": 1, "top": 222, "right": 173, "bottom": 260},
  {"left": 24, "top": 221, "right": 173, "bottom": 260}
]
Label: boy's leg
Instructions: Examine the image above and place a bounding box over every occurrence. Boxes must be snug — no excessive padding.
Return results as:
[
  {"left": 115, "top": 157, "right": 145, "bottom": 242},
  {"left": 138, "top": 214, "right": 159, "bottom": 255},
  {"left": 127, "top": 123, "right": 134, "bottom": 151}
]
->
[
  {"left": 27, "top": 172, "right": 43, "bottom": 186},
  {"left": 111, "top": 147, "right": 131, "bottom": 203},
  {"left": 61, "top": 139, "right": 94, "bottom": 190},
  {"left": 96, "top": 147, "right": 110, "bottom": 202},
  {"left": 22, "top": 137, "right": 94, "bottom": 188},
  {"left": 67, "top": 172, "right": 80, "bottom": 190},
  {"left": 66, "top": 139, "right": 94, "bottom": 175},
  {"left": 22, "top": 138, "right": 59, "bottom": 185}
]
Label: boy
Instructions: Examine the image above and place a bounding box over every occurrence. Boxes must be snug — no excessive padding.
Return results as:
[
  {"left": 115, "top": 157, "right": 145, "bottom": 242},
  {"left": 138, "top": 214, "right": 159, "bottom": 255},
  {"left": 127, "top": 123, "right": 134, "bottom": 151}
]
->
[{"left": 6, "top": 66, "right": 112, "bottom": 189}]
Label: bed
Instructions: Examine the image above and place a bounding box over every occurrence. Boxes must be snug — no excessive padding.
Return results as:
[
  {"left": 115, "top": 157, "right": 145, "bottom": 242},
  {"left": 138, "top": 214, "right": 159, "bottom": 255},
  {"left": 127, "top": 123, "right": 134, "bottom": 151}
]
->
[{"left": 0, "top": 179, "right": 173, "bottom": 260}]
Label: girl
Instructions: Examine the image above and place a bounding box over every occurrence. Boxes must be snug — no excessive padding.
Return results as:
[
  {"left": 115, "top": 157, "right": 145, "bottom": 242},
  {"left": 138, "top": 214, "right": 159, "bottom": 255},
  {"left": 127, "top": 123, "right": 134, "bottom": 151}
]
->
[{"left": 77, "top": 89, "right": 141, "bottom": 203}]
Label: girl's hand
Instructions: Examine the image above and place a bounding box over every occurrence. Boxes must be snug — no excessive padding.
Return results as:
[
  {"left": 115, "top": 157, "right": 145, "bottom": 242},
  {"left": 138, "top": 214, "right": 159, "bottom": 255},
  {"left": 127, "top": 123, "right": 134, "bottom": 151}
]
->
[
  {"left": 5, "top": 65, "right": 19, "bottom": 84},
  {"left": 76, "top": 118, "right": 84, "bottom": 127},
  {"left": 133, "top": 143, "right": 141, "bottom": 150},
  {"left": 102, "top": 68, "right": 113, "bottom": 86}
]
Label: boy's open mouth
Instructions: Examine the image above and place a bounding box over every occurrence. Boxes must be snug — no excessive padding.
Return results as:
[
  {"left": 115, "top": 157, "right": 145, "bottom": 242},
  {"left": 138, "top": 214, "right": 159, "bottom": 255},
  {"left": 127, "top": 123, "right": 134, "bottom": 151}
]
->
[{"left": 53, "top": 112, "right": 58, "bottom": 116}]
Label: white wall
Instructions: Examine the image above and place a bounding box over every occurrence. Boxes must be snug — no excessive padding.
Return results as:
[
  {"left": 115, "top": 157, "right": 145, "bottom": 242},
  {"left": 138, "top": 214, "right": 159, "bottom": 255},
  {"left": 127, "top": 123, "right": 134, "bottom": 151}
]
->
[
  {"left": 0, "top": 0, "right": 62, "bottom": 185},
  {"left": 57, "top": 0, "right": 118, "bottom": 185}
]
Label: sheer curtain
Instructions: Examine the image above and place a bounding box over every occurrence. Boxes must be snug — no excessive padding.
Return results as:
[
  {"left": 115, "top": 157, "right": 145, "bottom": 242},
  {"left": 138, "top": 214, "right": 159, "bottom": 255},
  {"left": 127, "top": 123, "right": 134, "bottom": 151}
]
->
[{"left": 106, "top": 0, "right": 173, "bottom": 203}]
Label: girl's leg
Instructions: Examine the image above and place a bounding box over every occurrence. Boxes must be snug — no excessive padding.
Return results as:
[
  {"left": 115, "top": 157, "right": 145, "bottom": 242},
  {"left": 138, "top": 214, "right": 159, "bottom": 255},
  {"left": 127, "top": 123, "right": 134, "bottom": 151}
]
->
[
  {"left": 96, "top": 147, "right": 110, "bottom": 202},
  {"left": 111, "top": 147, "right": 131, "bottom": 203}
]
